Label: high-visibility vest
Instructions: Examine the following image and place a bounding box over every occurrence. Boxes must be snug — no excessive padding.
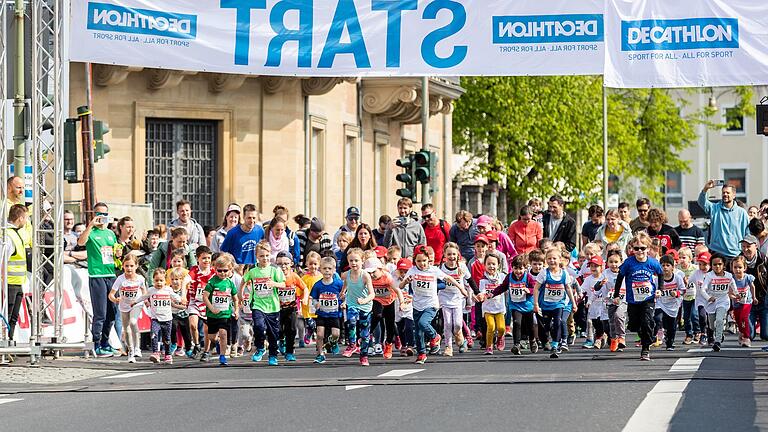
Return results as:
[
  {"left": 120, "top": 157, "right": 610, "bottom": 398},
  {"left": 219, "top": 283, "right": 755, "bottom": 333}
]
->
[{"left": 6, "top": 228, "right": 27, "bottom": 285}]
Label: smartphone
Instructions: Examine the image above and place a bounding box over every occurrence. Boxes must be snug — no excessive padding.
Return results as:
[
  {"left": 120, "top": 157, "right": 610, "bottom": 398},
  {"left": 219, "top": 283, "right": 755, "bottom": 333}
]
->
[
  {"left": 714, "top": 179, "right": 726, "bottom": 187},
  {"left": 95, "top": 212, "right": 109, "bottom": 224}
]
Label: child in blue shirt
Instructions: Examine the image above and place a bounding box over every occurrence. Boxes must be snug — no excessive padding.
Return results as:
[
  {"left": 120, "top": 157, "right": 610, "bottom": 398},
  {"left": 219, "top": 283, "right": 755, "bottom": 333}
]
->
[{"left": 310, "top": 256, "right": 344, "bottom": 364}]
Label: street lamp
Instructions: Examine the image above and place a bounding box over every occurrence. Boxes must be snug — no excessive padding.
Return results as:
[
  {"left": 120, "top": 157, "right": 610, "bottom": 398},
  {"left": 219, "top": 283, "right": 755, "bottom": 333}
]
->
[{"left": 706, "top": 94, "right": 717, "bottom": 181}]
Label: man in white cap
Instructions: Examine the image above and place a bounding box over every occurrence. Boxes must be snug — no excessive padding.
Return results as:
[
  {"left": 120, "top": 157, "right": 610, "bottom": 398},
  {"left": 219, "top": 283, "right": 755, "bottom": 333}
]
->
[{"left": 332, "top": 207, "right": 361, "bottom": 253}]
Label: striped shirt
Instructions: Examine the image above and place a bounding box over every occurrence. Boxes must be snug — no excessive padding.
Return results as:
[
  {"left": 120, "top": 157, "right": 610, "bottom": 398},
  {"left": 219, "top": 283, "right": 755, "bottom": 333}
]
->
[{"left": 674, "top": 225, "right": 706, "bottom": 250}]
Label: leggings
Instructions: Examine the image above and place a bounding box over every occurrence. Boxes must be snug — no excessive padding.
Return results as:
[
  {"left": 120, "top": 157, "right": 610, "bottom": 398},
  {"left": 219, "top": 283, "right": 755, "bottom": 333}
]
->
[
  {"left": 442, "top": 306, "right": 464, "bottom": 348},
  {"left": 346, "top": 308, "right": 372, "bottom": 357},
  {"left": 627, "top": 300, "right": 655, "bottom": 351},
  {"left": 540, "top": 308, "right": 563, "bottom": 348},
  {"left": 485, "top": 313, "right": 505, "bottom": 348},
  {"left": 371, "top": 301, "right": 396, "bottom": 345},
  {"left": 733, "top": 304, "right": 752, "bottom": 341},
  {"left": 120, "top": 309, "right": 141, "bottom": 353},
  {"left": 171, "top": 313, "right": 191, "bottom": 349},
  {"left": 151, "top": 319, "right": 172, "bottom": 355},
  {"left": 512, "top": 310, "right": 537, "bottom": 345},
  {"left": 396, "top": 318, "right": 415, "bottom": 347},
  {"left": 280, "top": 308, "right": 297, "bottom": 354},
  {"left": 6, "top": 285, "right": 24, "bottom": 340}
]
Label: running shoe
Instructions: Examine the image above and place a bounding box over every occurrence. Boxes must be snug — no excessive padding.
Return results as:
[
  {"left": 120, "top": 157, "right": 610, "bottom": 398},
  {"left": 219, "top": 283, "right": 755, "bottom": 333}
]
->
[
  {"left": 567, "top": 335, "right": 575, "bottom": 346},
  {"left": 219, "top": 354, "right": 228, "bottom": 366},
  {"left": 505, "top": 326, "right": 512, "bottom": 337},
  {"left": 174, "top": 348, "right": 185, "bottom": 357},
  {"left": 610, "top": 338, "right": 619, "bottom": 352},
  {"left": 560, "top": 344, "right": 569, "bottom": 352},
  {"left": 693, "top": 333, "right": 701, "bottom": 344},
  {"left": 593, "top": 339, "right": 603, "bottom": 350},
  {"left": 466, "top": 336, "right": 474, "bottom": 349},
  {"left": 394, "top": 336, "right": 402, "bottom": 350},
  {"left": 484, "top": 347, "right": 493, "bottom": 355},
  {"left": 582, "top": 340, "right": 594, "bottom": 349},
  {"left": 367, "top": 346, "right": 376, "bottom": 357},
  {"left": 496, "top": 338, "right": 505, "bottom": 351},
  {"left": 127, "top": 355, "right": 136, "bottom": 363},
  {"left": 713, "top": 342, "right": 721, "bottom": 352},
  {"left": 683, "top": 336, "right": 693, "bottom": 345},
  {"left": 331, "top": 342, "right": 341, "bottom": 356},
  {"left": 618, "top": 338, "right": 626, "bottom": 351},
  {"left": 640, "top": 350, "right": 651, "bottom": 361},
  {"left": 342, "top": 345, "right": 359, "bottom": 358},
  {"left": 251, "top": 348, "right": 266, "bottom": 362},
  {"left": 149, "top": 351, "right": 161, "bottom": 363},
  {"left": 550, "top": 349, "right": 559, "bottom": 359},
  {"left": 200, "top": 352, "right": 210, "bottom": 362},
  {"left": 374, "top": 343, "right": 384, "bottom": 356},
  {"left": 303, "top": 335, "right": 311, "bottom": 346},
  {"left": 383, "top": 343, "right": 393, "bottom": 359},
  {"left": 360, "top": 357, "right": 370, "bottom": 366},
  {"left": 544, "top": 341, "right": 552, "bottom": 351},
  {"left": 743, "top": 340, "right": 752, "bottom": 348},
  {"left": 134, "top": 348, "right": 143, "bottom": 358},
  {"left": 443, "top": 346, "right": 453, "bottom": 357},
  {"left": 185, "top": 350, "right": 195, "bottom": 358},
  {"left": 169, "top": 344, "right": 177, "bottom": 355},
  {"left": 414, "top": 353, "right": 427, "bottom": 364},
  {"left": 459, "top": 340, "right": 468, "bottom": 353},
  {"left": 666, "top": 346, "right": 675, "bottom": 351},
  {"left": 95, "top": 347, "right": 114, "bottom": 358},
  {"left": 164, "top": 354, "right": 173, "bottom": 364},
  {"left": 405, "top": 347, "right": 415, "bottom": 356},
  {"left": 268, "top": 356, "right": 278, "bottom": 366},
  {"left": 429, "top": 334, "right": 442, "bottom": 349},
  {"left": 285, "top": 353, "right": 297, "bottom": 362},
  {"left": 510, "top": 344, "right": 521, "bottom": 355},
  {"left": 530, "top": 341, "right": 539, "bottom": 354},
  {"left": 237, "top": 346, "right": 244, "bottom": 357},
  {"left": 278, "top": 340, "right": 286, "bottom": 355},
  {"left": 314, "top": 354, "right": 326, "bottom": 364}
]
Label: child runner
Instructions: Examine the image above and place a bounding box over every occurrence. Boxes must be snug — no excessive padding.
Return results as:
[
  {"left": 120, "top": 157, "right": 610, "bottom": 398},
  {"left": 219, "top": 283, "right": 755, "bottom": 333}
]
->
[
  {"left": 335, "top": 232, "right": 353, "bottom": 273},
  {"left": 439, "top": 242, "right": 476, "bottom": 356},
  {"left": 276, "top": 251, "right": 308, "bottom": 361},
  {"left": 188, "top": 246, "right": 214, "bottom": 358},
  {"left": 385, "top": 246, "right": 402, "bottom": 273},
  {"left": 533, "top": 248, "right": 578, "bottom": 359},
  {"left": 340, "top": 249, "right": 375, "bottom": 366},
  {"left": 311, "top": 256, "right": 343, "bottom": 364},
  {"left": 300, "top": 251, "right": 322, "bottom": 345},
  {"left": 581, "top": 256, "right": 610, "bottom": 350},
  {"left": 244, "top": 241, "right": 286, "bottom": 366},
  {"left": 612, "top": 232, "right": 664, "bottom": 361},
  {"left": 400, "top": 245, "right": 464, "bottom": 364},
  {"left": 692, "top": 252, "right": 711, "bottom": 344},
  {"left": 201, "top": 253, "right": 239, "bottom": 365},
  {"left": 605, "top": 250, "right": 627, "bottom": 352},
  {"left": 656, "top": 254, "right": 685, "bottom": 350},
  {"left": 677, "top": 247, "right": 699, "bottom": 345},
  {"left": 238, "top": 268, "right": 254, "bottom": 354},
  {"left": 130, "top": 269, "right": 182, "bottom": 364},
  {"left": 369, "top": 255, "right": 404, "bottom": 359},
  {"left": 703, "top": 256, "right": 738, "bottom": 352},
  {"left": 469, "top": 235, "right": 489, "bottom": 346},
  {"left": 479, "top": 253, "right": 506, "bottom": 355},
  {"left": 731, "top": 256, "right": 757, "bottom": 347},
  {"left": 393, "top": 258, "right": 415, "bottom": 356},
  {"left": 168, "top": 267, "right": 192, "bottom": 356},
  {"left": 108, "top": 254, "right": 147, "bottom": 363}
]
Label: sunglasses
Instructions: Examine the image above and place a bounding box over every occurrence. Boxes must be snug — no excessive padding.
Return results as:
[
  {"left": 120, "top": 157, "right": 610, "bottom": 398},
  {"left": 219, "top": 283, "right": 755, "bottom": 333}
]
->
[
  {"left": 638, "top": 209, "right": 649, "bottom": 213},
  {"left": 633, "top": 246, "right": 648, "bottom": 252},
  {"left": 215, "top": 268, "right": 230, "bottom": 273}
]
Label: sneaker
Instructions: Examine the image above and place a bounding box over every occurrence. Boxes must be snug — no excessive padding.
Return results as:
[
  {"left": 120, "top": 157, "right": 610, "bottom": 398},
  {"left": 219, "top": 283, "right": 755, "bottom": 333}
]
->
[
  {"left": 314, "top": 354, "right": 326, "bottom": 364},
  {"left": 530, "top": 341, "right": 539, "bottom": 354},
  {"left": 618, "top": 338, "right": 626, "bottom": 351},
  {"left": 383, "top": 343, "right": 393, "bottom": 359},
  {"left": 567, "top": 335, "right": 575, "bottom": 346},
  {"left": 693, "top": 333, "right": 701, "bottom": 344},
  {"left": 278, "top": 340, "right": 286, "bottom": 355},
  {"left": 164, "top": 354, "right": 173, "bottom": 364},
  {"left": 149, "top": 351, "right": 161, "bottom": 363},
  {"left": 237, "top": 346, "right": 244, "bottom": 357},
  {"left": 510, "top": 344, "right": 521, "bottom": 355},
  {"left": 285, "top": 353, "right": 297, "bottom": 362},
  {"left": 761, "top": 345, "right": 768, "bottom": 352},
  {"left": 133, "top": 347, "right": 143, "bottom": 358},
  {"left": 331, "top": 342, "right": 341, "bottom": 356},
  {"left": 610, "top": 338, "right": 619, "bottom": 352},
  {"left": 414, "top": 353, "right": 427, "bottom": 364},
  {"left": 298, "top": 340, "right": 306, "bottom": 348},
  {"left": 743, "top": 340, "right": 752, "bottom": 348},
  {"left": 405, "top": 347, "right": 415, "bottom": 356},
  {"left": 544, "top": 341, "right": 552, "bottom": 351},
  {"left": 268, "top": 356, "right": 278, "bottom": 366},
  {"left": 394, "top": 336, "right": 402, "bottom": 350},
  {"left": 429, "top": 334, "right": 442, "bottom": 350},
  {"left": 400, "top": 348, "right": 407, "bottom": 357},
  {"left": 666, "top": 346, "right": 675, "bottom": 351},
  {"left": 484, "top": 347, "right": 493, "bottom": 355},
  {"left": 496, "top": 338, "right": 505, "bottom": 351},
  {"left": 169, "top": 344, "right": 177, "bottom": 355},
  {"left": 251, "top": 348, "right": 266, "bottom": 362},
  {"left": 684, "top": 336, "right": 693, "bottom": 345},
  {"left": 219, "top": 354, "right": 228, "bottom": 366},
  {"left": 640, "top": 350, "right": 651, "bottom": 361},
  {"left": 200, "top": 352, "right": 210, "bottom": 362},
  {"left": 127, "top": 355, "right": 136, "bottom": 363},
  {"left": 582, "top": 340, "right": 594, "bottom": 349},
  {"left": 467, "top": 336, "right": 474, "bottom": 349},
  {"left": 593, "top": 339, "right": 603, "bottom": 350},
  {"left": 560, "top": 344, "right": 569, "bottom": 352},
  {"left": 342, "top": 345, "right": 359, "bottom": 358},
  {"left": 185, "top": 350, "right": 195, "bottom": 358},
  {"left": 550, "top": 349, "right": 560, "bottom": 359},
  {"left": 459, "top": 340, "right": 468, "bottom": 353},
  {"left": 367, "top": 346, "right": 376, "bottom": 356},
  {"left": 443, "top": 345, "right": 453, "bottom": 357},
  {"left": 360, "top": 357, "right": 370, "bottom": 366},
  {"left": 95, "top": 347, "right": 114, "bottom": 358},
  {"left": 374, "top": 343, "right": 383, "bottom": 356},
  {"left": 713, "top": 342, "right": 721, "bottom": 352},
  {"left": 505, "top": 326, "right": 512, "bottom": 337},
  {"left": 303, "top": 335, "right": 311, "bottom": 345}
]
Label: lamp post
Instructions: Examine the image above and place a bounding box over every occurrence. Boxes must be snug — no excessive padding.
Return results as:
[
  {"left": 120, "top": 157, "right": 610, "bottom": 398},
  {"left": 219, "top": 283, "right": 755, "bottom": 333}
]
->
[{"left": 706, "top": 95, "right": 717, "bottom": 181}]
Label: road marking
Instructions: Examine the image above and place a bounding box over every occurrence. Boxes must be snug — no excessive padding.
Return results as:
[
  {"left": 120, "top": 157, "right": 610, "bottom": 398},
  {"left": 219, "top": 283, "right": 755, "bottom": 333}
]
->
[
  {"left": 622, "top": 380, "right": 690, "bottom": 432},
  {"left": 687, "top": 347, "right": 760, "bottom": 353},
  {"left": 377, "top": 369, "right": 424, "bottom": 378},
  {"left": 668, "top": 357, "right": 704, "bottom": 372},
  {"left": 0, "top": 398, "right": 22, "bottom": 405},
  {"left": 101, "top": 372, "right": 155, "bottom": 379},
  {"left": 345, "top": 385, "right": 372, "bottom": 391}
]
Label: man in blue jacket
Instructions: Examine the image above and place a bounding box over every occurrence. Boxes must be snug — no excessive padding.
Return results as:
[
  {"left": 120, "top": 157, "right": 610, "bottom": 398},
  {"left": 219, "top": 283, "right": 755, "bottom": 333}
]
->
[{"left": 698, "top": 180, "right": 749, "bottom": 263}]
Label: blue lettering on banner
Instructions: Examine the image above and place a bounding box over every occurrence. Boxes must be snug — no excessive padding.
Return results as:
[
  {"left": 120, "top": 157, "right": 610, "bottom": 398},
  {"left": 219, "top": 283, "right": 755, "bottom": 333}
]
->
[
  {"left": 621, "top": 17, "right": 739, "bottom": 51},
  {"left": 421, "top": 0, "right": 467, "bottom": 69},
  {"left": 265, "top": 0, "right": 313, "bottom": 68},
  {"left": 493, "top": 14, "right": 603, "bottom": 44},
  {"left": 372, "top": 0, "right": 418, "bottom": 68},
  {"left": 318, "top": 0, "right": 371, "bottom": 68},
  {"left": 221, "top": 0, "right": 267, "bottom": 66},
  {"left": 87, "top": 2, "right": 197, "bottom": 39}
]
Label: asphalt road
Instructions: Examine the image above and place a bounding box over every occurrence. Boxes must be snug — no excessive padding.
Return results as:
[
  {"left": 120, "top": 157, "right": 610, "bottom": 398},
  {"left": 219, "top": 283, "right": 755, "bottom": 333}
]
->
[{"left": 1, "top": 335, "right": 766, "bottom": 432}]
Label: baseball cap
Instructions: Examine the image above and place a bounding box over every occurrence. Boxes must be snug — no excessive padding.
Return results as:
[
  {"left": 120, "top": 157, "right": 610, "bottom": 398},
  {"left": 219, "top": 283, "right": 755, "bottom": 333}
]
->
[
  {"left": 485, "top": 230, "right": 499, "bottom": 242},
  {"left": 696, "top": 252, "right": 711, "bottom": 264},
  {"left": 666, "top": 249, "right": 679, "bottom": 261},
  {"left": 346, "top": 207, "right": 361, "bottom": 218},
  {"left": 363, "top": 258, "right": 382, "bottom": 273},
  {"left": 225, "top": 203, "right": 241, "bottom": 214},
  {"left": 476, "top": 215, "right": 493, "bottom": 228},
  {"left": 474, "top": 234, "right": 489, "bottom": 244},
  {"left": 310, "top": 218, "right": 325, "bottom": 233},
  {"left": 374, "top": 246, "right": 388, "bottom": 258},
  {"left": 588, "top": 255, "right": 604, "bottom": 267},
  {"left": 740, "top": 234, "right": 758, "bottom": 245},
  {"left": 396, "top": 258, "right": 413, "bottom": 271}
]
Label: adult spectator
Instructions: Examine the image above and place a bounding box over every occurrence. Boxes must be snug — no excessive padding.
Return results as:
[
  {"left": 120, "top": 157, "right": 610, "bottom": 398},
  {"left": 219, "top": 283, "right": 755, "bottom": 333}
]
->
[
  {"left": 741, "top": 235, "right": 768, "bottom": 340},
  {"left": 507, "top": 206, "right": 542, "bottom": 255},
  {"left": 748, "top": 206, "right": 760, "bottom": 220},
  {"left": 476, "top": 215, "right": 517, "bottom": 263},
  {"left": 332, "top": 207, "right": 361, "bottom": 253},
  {"left": 266, "top": 216, "right": 299, "bottom": 264},
  {"left": 646, "top": 208, "right": 682, "bottom": 252},
  {"left": 581, "top": 204, "right": 604, "bottom": 247},
  {"left": 296, "top": 217, "right": 333, "bottom": 267},
  {"left": 77, "top": 202, "right": 118, "bottom": 357},
  {"left": 2, "top": 205, "right": 28, "bottom": 341},
  {"left": 594, "top": 209, "right": 633, "bottom": 254},
  {"left": 114, "top": 216, "right": 141, "bottom": 275},
  {"left": 383, "top": 198, "right": 426, "bottom": 258},
  {"left": 372, "top": 215, "right": 391, "bottom": 247},
  {"left": 167, "top": 199, "right": 206, "bottom": 249},
  {"left": 421, "top": 203, "right": 451, "bottom": 264},
  {"left": 618, "top": 202, "right": 632, "bottom": 225},
  {"left": 674, "top": 209, "right": 706, "bottom": 250},
  {"left": 211, "top": 203, "right": 241, "bottom": 253},
  {"left": 339, "top": 223, "right": 377, "bottom": 271},
  {"left": 699, "top": 180, "right": 749, "bottom": 259},
  {"left": 630, "top": 198, "right": 651, "bottom": 234},
  {"left": 542, "top": 195, "right": 577, "bottom": 252},
  {"left": 293, "top": 214, "right": 311, "bottom": 230},
  {"left": 450, "top": 210, "right": 477, "bottom": 261},
  {"left": 527, "top": 198, "right": 544, "bottom": 225},
  {"left": 147, "top": 226, "right": 197, "bottom": 280},
  {"left": 272, "top": 206, "right": 300, "bottom": 266},
  {"left": 5, "top": 176, "right": 31, "bottom": 248},
  {"left": 748, "top": 218, "right": 768, "bottom": 257},
  {"left": 220, "top": 203, "right": 265, "bottom": 267},
  {"left": 63, "top": 210, "right": 77, "bottom": 251}
]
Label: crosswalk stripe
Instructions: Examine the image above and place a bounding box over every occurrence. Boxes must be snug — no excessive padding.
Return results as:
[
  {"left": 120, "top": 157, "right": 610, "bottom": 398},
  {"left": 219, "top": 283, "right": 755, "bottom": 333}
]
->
[
  {"left": 0, "top": 398, "right": 23, "bottom": 405},
  {"left": 669, "top": 357, "right": 704, "bottom": 372},
  {"left": 101, "top": 372, "right": 155, "bottom": 379},
  {"left": 377, "top": 369, "right": 424, "bottom": 378},
  {"left": 345, "top": 385, "right": 372, "bottom": 391}
]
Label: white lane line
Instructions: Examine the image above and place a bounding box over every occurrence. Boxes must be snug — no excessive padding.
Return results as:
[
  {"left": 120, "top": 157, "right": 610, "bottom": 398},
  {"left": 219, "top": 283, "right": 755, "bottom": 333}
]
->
[
  {"left": 0, "top": 398, "right": 23, "bottom": 405},
  {"left": 377, "top": 369, "right": 424, "bottom": 378},
  {"left": 100, "top": 372, "right": 155, "bottom": 379},
  {"left": 669, "top": 357, "right": 704, "bottom": 372},
  {"left": 687, "top": 347, "right": 760, "bottom": 353},
  {"left": 345, "top": 385, "right": 372, "bottom": 391},
  {"left": 622, "top": 380, "right": 690, "bottom": 432}
]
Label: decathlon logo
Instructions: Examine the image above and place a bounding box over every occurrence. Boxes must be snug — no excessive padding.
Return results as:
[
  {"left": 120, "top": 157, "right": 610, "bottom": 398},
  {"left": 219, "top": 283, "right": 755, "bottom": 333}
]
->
[
  {"left": 86, "top": 2, "right": 197, "bottom": 39},
  {"left": 621, "top": 18, "right": 738, "bottom": 51},
  {"left": 492, "top": 14, "right": 604, "bottom": 44}
]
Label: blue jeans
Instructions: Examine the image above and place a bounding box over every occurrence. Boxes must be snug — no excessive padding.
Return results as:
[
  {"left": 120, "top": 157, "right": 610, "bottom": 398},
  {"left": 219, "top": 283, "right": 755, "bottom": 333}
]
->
[
  {"left": 682, "top": 299, "right": 699, "bottom": 337},
  {"left": 750, "top": 299, "right": 768, "bottom": 341},
  {"left": 89, "top": 276, "right": 116, "bottom": 347},
  {"left": 414, "top": 308, "right": 438, "bottom": 354},
  {"left": 346, "top": 307, "right": 372, "bottom": 357},
  {"left": 251, "top": 309, "right": 280, "bottom": 357}
]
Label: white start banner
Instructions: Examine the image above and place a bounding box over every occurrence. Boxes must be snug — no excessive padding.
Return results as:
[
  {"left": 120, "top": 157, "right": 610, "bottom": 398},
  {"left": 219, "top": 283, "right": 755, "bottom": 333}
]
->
[
  {"left": 604, "top": 0, "right": 768, "bottom": 88},
  {"left": 68, "top": 0, "right": 605, "bottom": 77}
]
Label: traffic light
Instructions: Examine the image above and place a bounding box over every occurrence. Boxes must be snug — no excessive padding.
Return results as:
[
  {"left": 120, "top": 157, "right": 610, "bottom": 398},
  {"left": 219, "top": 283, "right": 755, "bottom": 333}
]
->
[
  {"left": 64, "top": 118, "right": 78, "bottom": 183},
  {"left": 93, "top": 120, "right": 111, "bottom": 161},
  {"left": 395, "top": 155, "right": 416, "bottom": 199},
  {"left": 414, "top": 150, "right": 440, "bottom": 194}
]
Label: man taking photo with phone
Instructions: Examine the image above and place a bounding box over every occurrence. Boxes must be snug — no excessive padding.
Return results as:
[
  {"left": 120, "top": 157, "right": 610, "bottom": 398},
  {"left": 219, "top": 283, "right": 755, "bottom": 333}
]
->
[{"left": 699, "top": 179, "right": 750, "bottom": 265}]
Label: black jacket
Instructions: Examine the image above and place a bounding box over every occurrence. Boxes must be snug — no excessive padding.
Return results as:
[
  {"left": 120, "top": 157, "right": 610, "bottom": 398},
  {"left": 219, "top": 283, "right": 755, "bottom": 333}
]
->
[{"left": 542, "top": 213, "right": 577, "bottom": 252}]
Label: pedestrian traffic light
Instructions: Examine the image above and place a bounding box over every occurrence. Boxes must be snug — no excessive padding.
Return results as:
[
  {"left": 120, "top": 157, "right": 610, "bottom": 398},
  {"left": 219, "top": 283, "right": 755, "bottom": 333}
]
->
[
  {"left": 93, "top": 120, "right": 111, "bottom": 162},
  {"left": 64, "top": 118, "right": 79, "bottom": 183},
  {"left": 395, "top": 155, "right": 416, "bottom": 199},
  {"left": 414, "top": 150, "right": 430, "bottom": 183}
]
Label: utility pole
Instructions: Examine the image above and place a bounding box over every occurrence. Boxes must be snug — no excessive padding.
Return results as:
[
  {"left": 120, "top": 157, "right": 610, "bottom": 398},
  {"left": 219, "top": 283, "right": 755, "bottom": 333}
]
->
[
  {"left": 12, "top": 0, "right": 25, "bottom": 178},
  {"left": 421, "top": 76, "right": 430, "bottom": 204},
  {"left": 77, "top": 105, "right": 95, "bottom": 222}
]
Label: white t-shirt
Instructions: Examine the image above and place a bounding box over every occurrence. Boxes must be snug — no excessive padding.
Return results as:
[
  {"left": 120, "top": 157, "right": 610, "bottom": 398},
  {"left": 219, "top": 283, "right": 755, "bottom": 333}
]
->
[
  {"left": 136, "top": 286, "right": 181, "bottom": 322},
  {"left": 604, "top": 269, "right": 625, "bottom": 305},
  {"left": 657, "top": 273, "right": 685, "bottom": 317},
  {"left": 703, "top": 271, "right": 737, "bottom": 314},
  {"left": 439, "top": 263, "right": 471, "bottom": 309},
  {"left": 110, "top": 274, "right": 147, "bottom": 313},
  {"left": 480, "top": 272, "right": 506, "bottom": 315},
  {"left": 580, "top": 274, "right": 608, "bottom": 320},
  {"left": 690, "top": 269, "right": 708, "bottom": 308},
  {"left": 405, "top": 266, "right": 449, "bottom": 311}
]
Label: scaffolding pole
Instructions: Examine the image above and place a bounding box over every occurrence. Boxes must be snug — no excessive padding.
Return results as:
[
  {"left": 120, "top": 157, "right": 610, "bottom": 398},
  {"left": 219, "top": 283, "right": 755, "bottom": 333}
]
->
[{"left": 0, "top": 0, "right": 10, "bottom": 356}]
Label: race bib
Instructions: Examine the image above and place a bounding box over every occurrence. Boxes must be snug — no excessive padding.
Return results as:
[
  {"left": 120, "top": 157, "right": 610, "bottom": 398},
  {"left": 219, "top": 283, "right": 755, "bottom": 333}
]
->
[
  {"left": 278, "top": 287, "right": 296, "bottom": 304},
  {"left": 659, "top": 288, "right": 677, "bottom": 304},
  {"left": 631, "top": 281, "right": 652, "bottom": 301},
  {"left": 252, "top": 278, "right": 272, "bottom": 298},
  {"left": 151, "top": 293, "right": 172, "bottom": 316},
  {"left": 240, "top": 290, "right": 251, "bottom": 313},
  {"left": 101, "top": 245, "right": 114, "bottom": 265},
  {"left": 194, "top": 285, "right": 204, "bottom": 302},
  {"left": 737, "top": 287, "right": 748, "bottom": 303},
  {"left": 617, "top": 286, "right": 626, "bottom": 301},
  {"left": 317, "top": 292, "right": 339, "bottom": 313},
  {"left": 508, "top": 283, "right": 527, "bottom": 303},
  {"left": 212, "top": 290, "right": 232, "bottom": 312},
  {"left": 120, "top": 285, "right": 139, "bottom": 300},
  {"left": 543, "top": 283, "right": 565, "bottom": 303},
  {"left": 374, "top": 285, "right": 390, "bottom": 298},
  {"left": 412, "top": 276, "right": 435, "bottom": 295},
  {"left": 709, "top": 278, "right": 730, "bottom": 298}
]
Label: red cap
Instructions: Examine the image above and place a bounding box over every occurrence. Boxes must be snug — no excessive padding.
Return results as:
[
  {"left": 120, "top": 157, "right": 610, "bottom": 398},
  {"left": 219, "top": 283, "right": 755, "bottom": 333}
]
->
[
  {"left": 396, "top": 258, "right": 413, "bottom": 271},
  {"left": 374, "top": 246, "right": 388, "bottom": 258},
  {"left": 485, "top": 230, "right": 499, "bottom": 242},
  {"left": 696, "top": 252, "right": 711, "bottom": 264},
  {"left": 474, "top": 234, "right": 489, "bottom": 244},
  {"left": 588, "top": 255, "right": 604, "bottom": 267},
  {"left": 666, "top": 249, "right": 679, "bottom": 261}
]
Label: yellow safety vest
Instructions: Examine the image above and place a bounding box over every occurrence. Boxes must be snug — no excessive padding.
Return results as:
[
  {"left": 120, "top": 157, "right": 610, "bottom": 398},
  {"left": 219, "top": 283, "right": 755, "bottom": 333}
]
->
[{"left": 6, "top": 228, "right": 27, "bottom": 285}]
